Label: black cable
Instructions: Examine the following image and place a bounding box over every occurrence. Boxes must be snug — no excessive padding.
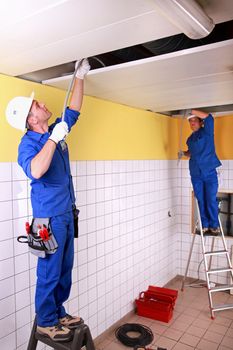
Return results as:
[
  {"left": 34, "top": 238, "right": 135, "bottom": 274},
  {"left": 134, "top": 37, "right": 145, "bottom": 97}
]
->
[
  {"left": 189, "top": 258, "right": 206, "bottom": 288},
  {"left": 115, "top": 323, "right": 153, "bottom": 347}
]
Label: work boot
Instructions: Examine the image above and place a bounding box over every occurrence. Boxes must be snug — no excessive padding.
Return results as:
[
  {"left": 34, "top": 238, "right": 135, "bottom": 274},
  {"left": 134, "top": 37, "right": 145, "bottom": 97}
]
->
[
  {"left": 37, "top": 324, "right": 73, "bottom": 342},
  {"left": 202, "top": 227, "right": 209, "bottom": 235},
  {"left": 59, "top": 314, "right": 83, "bottom": 329},
  {"left": 209, "top": 227, "right": 221, "bottom": 236},
  {"left": 195, "top": 227, "right": 209, "bottom": 235}
]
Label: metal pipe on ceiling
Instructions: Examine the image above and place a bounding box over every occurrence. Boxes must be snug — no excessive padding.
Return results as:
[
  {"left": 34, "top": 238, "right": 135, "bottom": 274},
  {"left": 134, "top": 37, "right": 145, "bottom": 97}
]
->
[{"left": 152, "top": 0, "right": 215, "bottom": 39}]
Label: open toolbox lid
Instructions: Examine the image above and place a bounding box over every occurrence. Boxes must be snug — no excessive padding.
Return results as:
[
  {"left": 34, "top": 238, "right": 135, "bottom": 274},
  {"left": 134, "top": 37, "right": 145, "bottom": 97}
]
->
[{"left": 148, "top": 285, "right": 178, "bottom": 300}]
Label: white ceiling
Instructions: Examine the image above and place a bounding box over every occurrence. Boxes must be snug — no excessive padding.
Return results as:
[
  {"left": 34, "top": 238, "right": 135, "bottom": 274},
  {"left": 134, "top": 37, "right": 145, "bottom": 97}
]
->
[
  {"left": 1, "top": 0, "right": 233, "bottom": 112},
  {"left": 43, "top": 40, "right": 233, "bottom": 112},
  {"left": 0, "top": 0, "right": 233, "bottom": 76}
]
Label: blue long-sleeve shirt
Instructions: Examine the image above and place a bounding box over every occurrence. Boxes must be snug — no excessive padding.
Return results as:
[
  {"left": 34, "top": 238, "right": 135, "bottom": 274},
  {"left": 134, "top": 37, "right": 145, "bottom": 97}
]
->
[
  {"left": 18, "top": 107, "right": 79, "bottom": 218},
  {"left": 186, "top": 114, "right": 221, "bottom": 177}
]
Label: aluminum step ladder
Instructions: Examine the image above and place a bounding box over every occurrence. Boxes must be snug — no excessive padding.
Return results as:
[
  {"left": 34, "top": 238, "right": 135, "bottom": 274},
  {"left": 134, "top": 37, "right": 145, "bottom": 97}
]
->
[
  {"left": 181, "top": 198, "right": 233, "bottom": 319},
  {"left": 27, "top": 317, "right": 95, "bottom": 350}
]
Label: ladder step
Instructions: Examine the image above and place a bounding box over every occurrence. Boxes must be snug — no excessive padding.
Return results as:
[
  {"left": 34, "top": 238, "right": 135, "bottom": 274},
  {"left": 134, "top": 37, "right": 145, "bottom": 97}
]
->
[
  {"left": 212, "top": 303, "right": 233, "bottom": 312},
  {"left": 210, "top": 284, "right": 233, "bottom": 292},
  {"left": 35, "top": 333, "right": 72, "bottom": 349},
  {"left": 205, "top": 250, "right": 228, "bottom": 256},
  {"left": 207, "top": 267, "right": 232, "bottom": 274}
]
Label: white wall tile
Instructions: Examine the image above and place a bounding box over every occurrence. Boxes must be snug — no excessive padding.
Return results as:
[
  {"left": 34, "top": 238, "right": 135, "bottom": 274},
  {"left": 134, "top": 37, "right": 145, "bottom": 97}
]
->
[
  {"left": 0, "top": 163, "right": 12, "bottom": 182},
  {"left": 70, "top": 161, "right": 77, "bottom": 176},
  {"left": 76, "top": 161, "right": 86, "bottom": 176},
  {"left": 76, "top": 176, "right": 86, "bottom": 191},
  {"left": 0, "top": 182, "right": 12, "bottom": 202},
  {"left": 0, "top": 276, "right": 15, "bottom": 300},
  {"left": 15, "top": 288, "right": 30, "bottom": 311},
  {"left": 12, "top": 181, "right": 27, "bottom": 200},
  {"left": 0, "top": 295, "right": 15, "bottom": 319},
  {"left": 95, "top": 161, "right": 105, "bottom": 175},
  {"left": 0, "top": 201, "right": 12, "bottom": 221},
  {"left": 0, "top": 258, "right": 14, "bottom": 280},
  {"left": 13, "top": 217, "right": 28, "bottom": 239},
  {"left": 14, "top": 239, "right": 28, "bottom": 257},
  {"left": 0, "top": 220, "right": 13, "bottom": 241},
  {"left": 13, "top": 199, "right": 28, "bottom": 219},
  {"left": 16, "top": 305, "right": 31, "bottom": 329},
  {"left": 15, "top": 271, "right": 30, "bottom": 293},
  {"left": 12, "top": 163, "right": 27, "bottom": 181},
  {"left": 86, "top": 176, "right": 95, "bottom": 190},
  {"left": 0, "top": 314, "right": 16, "bottom": 340},
  {"left": 96, "top": 175, "right": 104, "bottom": 190},
  {"left": 0, "top": 332, "right": 16, "bottom": 350},
  {"left": 0, "top": 239, "right": 14, "bottom": 260},
  {"left": 0, "top": 159, "right": 181, "bottom": 347},
  {"left": 87, "top": 161, "right": 96, "bottom": 175},
  {"left": 16, "top": 323, "right": 31, "bottom": 347}
]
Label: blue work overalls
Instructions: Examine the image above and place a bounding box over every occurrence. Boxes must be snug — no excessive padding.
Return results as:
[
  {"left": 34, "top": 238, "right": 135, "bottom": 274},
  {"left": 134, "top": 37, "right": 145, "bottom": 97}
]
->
[
  {"left": 187, "top": 114, "right": 221, "bottom": 228},
  {"left": 18, "top": 108, "right": 79, "bottom": 327}
]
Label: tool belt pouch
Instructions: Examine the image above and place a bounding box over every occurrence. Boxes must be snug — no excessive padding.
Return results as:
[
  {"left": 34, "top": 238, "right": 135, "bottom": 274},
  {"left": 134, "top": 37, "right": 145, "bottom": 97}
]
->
[
  {"left": 17, "top": 218, "right": 58, "bottom": 258},
  {"left": 73, "top": 205, "right": 80, "bottom": 238}
]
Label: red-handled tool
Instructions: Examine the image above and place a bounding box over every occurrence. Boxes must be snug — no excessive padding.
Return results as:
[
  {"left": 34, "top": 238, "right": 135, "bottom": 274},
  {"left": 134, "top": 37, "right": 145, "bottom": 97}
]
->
[
  {"left": 38, "top": 224, "right": 50, "bottom": 241},
  {"left": 25, "top": 222, "right": 30, "bottom": 234}
]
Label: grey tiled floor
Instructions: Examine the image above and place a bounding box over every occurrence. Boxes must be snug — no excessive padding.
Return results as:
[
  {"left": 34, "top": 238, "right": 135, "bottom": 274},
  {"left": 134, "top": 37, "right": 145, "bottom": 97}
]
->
[{"left": 96, "top": 278, "right": 233, "bottom": 350}]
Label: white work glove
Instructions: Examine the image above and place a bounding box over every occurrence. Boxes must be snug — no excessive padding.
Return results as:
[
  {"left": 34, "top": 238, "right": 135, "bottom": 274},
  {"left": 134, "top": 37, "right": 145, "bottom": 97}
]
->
[
  {"left": 178, "top": 150, "right": 184, "bottom": 160},
  {"left": 49, "top": 121, "right": 68, "bottom": 144},
  {"left": 75, "top": 58, "right": 90, "bottom": 79}
]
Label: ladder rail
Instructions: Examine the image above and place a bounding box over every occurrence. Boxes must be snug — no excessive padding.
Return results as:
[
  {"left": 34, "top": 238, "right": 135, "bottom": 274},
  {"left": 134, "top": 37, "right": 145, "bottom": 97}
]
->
[
  {"left": 208, "top": 237, "right": 215, "bottom": 272},
  {"left": 195, "top": 198, "right": 215, "bottom": 317},
  {"left": 218, "top": 212, "right": 233, "bottom": 280},
  {"left": 181, "top": 224, "right": 197, "bottom": 291},
  {"left": 182, "top": 197, "right": 233, "bottom": 319}
]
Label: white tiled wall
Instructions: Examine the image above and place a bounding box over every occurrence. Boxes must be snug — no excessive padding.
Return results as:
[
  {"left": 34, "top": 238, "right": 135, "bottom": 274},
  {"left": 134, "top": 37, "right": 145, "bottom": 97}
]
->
[
  {"left": 179, "top": 160, "right": 233, "bottom": 285},
  {"left": 0, "top": 160, "right": 179, "bottom": 350}
]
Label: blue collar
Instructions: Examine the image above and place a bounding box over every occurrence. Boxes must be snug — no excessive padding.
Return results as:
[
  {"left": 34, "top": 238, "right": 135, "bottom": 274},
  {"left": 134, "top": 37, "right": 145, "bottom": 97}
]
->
[{"left": 26, "top": 130, "right": 50, "bottom": 142}]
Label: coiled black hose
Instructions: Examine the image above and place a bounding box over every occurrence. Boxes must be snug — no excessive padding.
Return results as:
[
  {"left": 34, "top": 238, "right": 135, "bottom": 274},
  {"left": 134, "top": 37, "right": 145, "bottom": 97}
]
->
[{"left": 115, "top": 323, "right": 154, "bottom": 347}]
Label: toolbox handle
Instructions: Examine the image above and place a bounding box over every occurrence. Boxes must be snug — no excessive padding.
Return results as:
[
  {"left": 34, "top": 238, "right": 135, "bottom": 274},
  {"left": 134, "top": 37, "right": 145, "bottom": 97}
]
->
[
  {"left": 148, "top": 290, "right": 177, "bottom": 298},
  {"left": 139, "top": 291, "right": 146, "bottom": 299},
  {"left": 139, "top": 292, "right": 175, "bottom": 309},
  {"left": 144, "top": 290, "right": 176, "bottom": 300},
  {"left": 149, "top": 297, "right": 175, "bottom": 308}
]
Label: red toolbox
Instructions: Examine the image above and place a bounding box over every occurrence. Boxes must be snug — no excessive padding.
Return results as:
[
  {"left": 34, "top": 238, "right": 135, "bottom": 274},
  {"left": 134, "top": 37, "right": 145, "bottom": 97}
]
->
[{"left": 135, "top": 285, "right": 178, "bottom": 323}]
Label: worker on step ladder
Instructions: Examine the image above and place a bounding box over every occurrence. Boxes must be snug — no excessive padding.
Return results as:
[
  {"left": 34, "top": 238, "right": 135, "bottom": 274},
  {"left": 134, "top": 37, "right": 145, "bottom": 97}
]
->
[
  {"left": 180, "top": 109, "right": 233, "bottom": 319},
  {"left": 182, "top": 109, "right": 222, "bottom": 236}
]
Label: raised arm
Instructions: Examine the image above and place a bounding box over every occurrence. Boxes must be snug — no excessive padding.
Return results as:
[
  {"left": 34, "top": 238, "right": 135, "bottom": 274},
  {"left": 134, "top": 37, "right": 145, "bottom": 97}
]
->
[
  {"left": 69, "top": 59, "right": 90, "bottom": 112},
  {"left": 69, "top": 78, "right": 84, "bottom": 112},
  {"left": 191, "top": 109, "right": 209, "bottom": 119},
  {"left": 30, "top": 59, "right": 90, "bottom": 179}
]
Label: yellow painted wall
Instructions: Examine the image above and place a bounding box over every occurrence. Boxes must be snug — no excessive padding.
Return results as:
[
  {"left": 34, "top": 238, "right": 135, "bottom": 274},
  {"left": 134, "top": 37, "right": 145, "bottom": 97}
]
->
[
  {"left": 2, "top": 73, "right": 232, "bottom": 162},
  {"left": 0, "top": 74, "right": 178, "bottom": 161},
  {"left": 178, "top": 115, "right": 233, "bottom": 160}
]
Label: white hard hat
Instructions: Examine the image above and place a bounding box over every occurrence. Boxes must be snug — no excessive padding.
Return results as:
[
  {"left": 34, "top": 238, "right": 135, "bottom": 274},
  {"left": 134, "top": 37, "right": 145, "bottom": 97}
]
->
[
  {"left": 187, "top": 114, "right": 197, "bottom": 120},
  {"left": 6, "top": 92, "right": 34, "bottom": 131}
]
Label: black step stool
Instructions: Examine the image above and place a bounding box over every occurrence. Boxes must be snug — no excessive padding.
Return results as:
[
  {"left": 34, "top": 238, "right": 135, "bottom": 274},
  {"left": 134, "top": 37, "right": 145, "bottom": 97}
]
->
[{"left": 27, "top": 318, "right": 95, "bottom": 350}]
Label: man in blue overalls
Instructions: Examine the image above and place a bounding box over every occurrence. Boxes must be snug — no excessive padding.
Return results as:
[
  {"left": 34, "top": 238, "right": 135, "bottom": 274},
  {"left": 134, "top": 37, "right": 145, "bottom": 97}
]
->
[
  {"left": 5, "top": 59, "right": 90, "bottom": 342},
  {"left": 183, "top": 109, "right": 221, "bottom": 236}
]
